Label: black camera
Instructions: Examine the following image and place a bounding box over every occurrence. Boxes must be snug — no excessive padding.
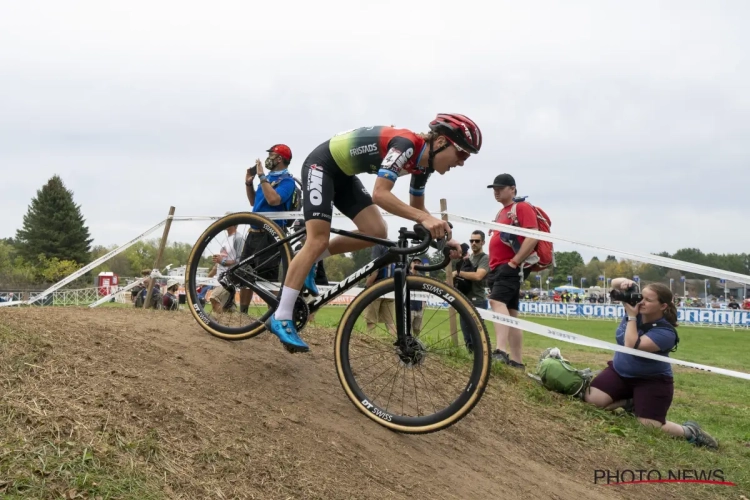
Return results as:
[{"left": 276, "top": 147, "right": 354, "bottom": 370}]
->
[{"left": 609, "top": 285, "right": 643, "bottom": 306}]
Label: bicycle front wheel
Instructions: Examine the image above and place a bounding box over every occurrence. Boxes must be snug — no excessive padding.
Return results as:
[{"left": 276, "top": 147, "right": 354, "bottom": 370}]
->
[
  {"left": 334, "top": 275, "right": 491, "bottom": 434},
  {"left": 185, "top": 212, "right": 293, "bottom": 340}
]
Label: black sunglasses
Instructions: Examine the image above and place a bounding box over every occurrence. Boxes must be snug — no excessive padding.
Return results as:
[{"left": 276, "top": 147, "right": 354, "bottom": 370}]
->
[{"left": 470, "top": 239, "right": 482, "bottom": 243}]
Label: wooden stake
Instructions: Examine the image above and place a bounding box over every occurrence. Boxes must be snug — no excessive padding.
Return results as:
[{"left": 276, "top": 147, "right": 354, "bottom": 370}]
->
[
  {"left": 441, "top": 198, "right": 459, "bottom": 347},
  {"left": 143, "top": 206, "right": 175, "bottom": 309}
]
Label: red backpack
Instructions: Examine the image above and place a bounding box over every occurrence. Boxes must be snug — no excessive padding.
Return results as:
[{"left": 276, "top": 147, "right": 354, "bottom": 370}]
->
[{"left": 494, "top": 197, "right": 554, "bottom": 272}]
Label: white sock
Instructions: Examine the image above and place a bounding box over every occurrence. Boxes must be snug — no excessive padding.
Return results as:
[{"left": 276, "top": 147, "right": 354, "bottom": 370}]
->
[
  {"left": 315, "top": 249, "right": 331, "bottom": 264},
  {"left": 275, "top": 286, "right": 300, "bottom": 321}
]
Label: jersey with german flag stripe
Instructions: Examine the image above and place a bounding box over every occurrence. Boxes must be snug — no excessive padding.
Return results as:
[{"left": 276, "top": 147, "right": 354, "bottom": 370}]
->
[{"left": 328, "top": 126, "right": 433, "bottom": 196}]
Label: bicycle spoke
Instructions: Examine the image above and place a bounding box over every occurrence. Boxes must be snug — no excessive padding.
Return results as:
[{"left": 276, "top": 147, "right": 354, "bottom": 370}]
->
[{"left": 340, "top": 276, "right": 489, "bottom": 429}]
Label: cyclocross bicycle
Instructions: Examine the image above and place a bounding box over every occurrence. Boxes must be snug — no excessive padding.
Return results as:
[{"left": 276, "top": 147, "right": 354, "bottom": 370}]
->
[{"left": 185, "top": 211, "right": 491, "bottom": 434}]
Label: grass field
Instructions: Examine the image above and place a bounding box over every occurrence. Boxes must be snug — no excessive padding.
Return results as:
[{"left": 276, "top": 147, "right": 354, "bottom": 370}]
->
[{"left": 307, "top": 306, "right": 750, "bottom": 492}]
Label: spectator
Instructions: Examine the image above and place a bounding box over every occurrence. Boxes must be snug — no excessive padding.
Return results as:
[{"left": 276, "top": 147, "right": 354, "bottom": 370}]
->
[
  {"left": 239, "top": 144, "right": 298, "bottom": 314},
  {"left": 584, "top": 278, "right": 718, "bottom": 449},
  {"left": 162, "top": 279, "right": 180, "bottom": 310},
  {"left": 409, "top": 257, "right": 425, "bottom": 336},
  {"left": 363, "top": 243, "right": 397, "bottom": 335},
  {"left": 727, "top": 297, "right": 740, "bottom": 310},
  {"left": 134, "top": 269, "right": 161, "bottom": 309},
  {"left": 208, "top": 220, "right": 245, "bottom": 314},
  {"left": 486, "top": 174, "right": 538, "bottom": 369},
  {"left": 131, "top": 269, "right": 151, "bottom": 304},
  {"left": 451, "top": 230, "right": 490, "bottom": 352}
]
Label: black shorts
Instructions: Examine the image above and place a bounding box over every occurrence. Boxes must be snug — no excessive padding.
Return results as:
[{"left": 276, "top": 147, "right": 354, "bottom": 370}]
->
[
  {"left": 240, "top": 231, "right": 281, "bottom": 281},
  {"left": 301, "top": 141, "right": 373, "bottom": 222},
  {"left": 590, "top": 361, "right": 674, "bottom": 424},
  {"left": 488, "top": 263, "right": 524, "bottom": 310}
]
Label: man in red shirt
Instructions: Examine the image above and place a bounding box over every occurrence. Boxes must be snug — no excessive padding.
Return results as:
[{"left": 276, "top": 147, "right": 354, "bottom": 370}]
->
[{"left": 487, "top": 174, "right": 539, "bottom": 369}]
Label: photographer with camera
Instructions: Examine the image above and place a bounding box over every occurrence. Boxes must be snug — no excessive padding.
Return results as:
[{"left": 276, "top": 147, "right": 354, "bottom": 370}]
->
[{"left": 584, "top": 278, "right": 718, "bottom": 449}]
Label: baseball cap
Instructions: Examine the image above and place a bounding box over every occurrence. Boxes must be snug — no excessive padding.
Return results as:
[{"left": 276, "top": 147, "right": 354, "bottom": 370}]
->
[
  {"left": 267, "top": 144, "right": 292, "bottom": 162},
  {"left": 487, "top": 173, "right": 516, "bottom": 188}
]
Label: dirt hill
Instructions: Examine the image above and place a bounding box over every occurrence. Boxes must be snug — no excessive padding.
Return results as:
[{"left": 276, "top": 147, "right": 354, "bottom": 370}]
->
[{"left": 0, "top": 307, "right": 717, "bottom": 499}]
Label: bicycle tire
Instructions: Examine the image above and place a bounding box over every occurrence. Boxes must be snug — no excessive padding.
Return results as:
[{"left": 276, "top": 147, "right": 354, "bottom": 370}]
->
[
  {"left": 185, "top": 212, "right": 293, "bottom": 340},
  {"left": 334, "top": 275, "right": 491, "bottom": 434}
]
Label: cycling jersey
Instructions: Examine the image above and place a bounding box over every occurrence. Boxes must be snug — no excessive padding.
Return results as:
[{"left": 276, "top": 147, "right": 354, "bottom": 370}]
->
[
  {"left": 328, "top": 126, "right": 432, "bottom": 197},
  {"left": 301, "top": 126, "right": 434, "bottom": 223}
]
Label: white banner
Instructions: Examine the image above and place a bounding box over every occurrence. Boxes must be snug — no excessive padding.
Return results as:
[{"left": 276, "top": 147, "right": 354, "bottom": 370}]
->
[{"left": 518, "top": 302, "right": 750, "bottom": 326}]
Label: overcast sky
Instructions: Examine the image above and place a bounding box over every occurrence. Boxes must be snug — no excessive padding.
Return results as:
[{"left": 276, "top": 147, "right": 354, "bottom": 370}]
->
[{"left": 1, "top": 1, "right": 748, "bottom": 265}]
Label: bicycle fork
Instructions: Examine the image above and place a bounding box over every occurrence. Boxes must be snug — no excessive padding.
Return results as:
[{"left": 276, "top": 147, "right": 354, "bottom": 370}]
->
[{"left": 393, "top": 266, "right": 412, "bottom": 344}]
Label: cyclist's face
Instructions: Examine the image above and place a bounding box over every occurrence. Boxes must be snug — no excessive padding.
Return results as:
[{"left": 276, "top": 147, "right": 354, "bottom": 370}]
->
[{"left": 433, "top": 137, "right": 469, "bottom": 174}]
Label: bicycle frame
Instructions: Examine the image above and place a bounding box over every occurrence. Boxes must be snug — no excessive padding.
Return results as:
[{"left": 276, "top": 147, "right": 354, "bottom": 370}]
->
[{"left": 226, "top": 224, "right": 447, "bottom": 340}]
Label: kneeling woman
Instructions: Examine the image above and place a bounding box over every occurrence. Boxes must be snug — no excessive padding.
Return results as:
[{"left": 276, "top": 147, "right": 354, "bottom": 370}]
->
[{"left": 584, "top": 278, "right": 718, "bottom": 449}]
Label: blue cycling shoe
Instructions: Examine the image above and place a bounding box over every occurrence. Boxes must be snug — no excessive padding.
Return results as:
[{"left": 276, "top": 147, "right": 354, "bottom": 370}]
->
[
  {"left": 266, "top": 314, "right": 310, "bottom": 353},
  {"left": 304, "top": 264, "right": 319, "bottom": 296}
]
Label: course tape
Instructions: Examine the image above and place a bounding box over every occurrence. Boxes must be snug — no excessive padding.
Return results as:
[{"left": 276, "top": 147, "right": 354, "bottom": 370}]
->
[
  {"left": 0, "top": 219, "right": 167, "bottom": 308},
  {"left": 476, "top": 308, "right": 750, "bottom": 381},
  {"left": 445, "top": 213, "right": 750, "bottom": 285},
  {"left": 174, "top": 211, "right": 750, "bottom": 285}
]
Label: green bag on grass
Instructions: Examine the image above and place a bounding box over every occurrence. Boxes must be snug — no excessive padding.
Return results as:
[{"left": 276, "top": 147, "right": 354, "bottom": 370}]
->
[{"left": 529, "top": 348, "right": 598, "bottom": 398}]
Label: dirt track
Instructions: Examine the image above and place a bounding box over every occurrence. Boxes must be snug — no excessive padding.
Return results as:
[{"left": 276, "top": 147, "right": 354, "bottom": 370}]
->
[{"left": 1, "top": 307, "right": 696, "bottom": 499}]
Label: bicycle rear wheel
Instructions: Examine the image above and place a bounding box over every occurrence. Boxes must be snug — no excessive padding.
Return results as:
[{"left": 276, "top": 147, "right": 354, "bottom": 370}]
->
[
  {"left": 185, "top": 212, "right": 293, "bottom": 340},
  {"left": 334, "top": 275, "right": 491, "bottom": 433}
]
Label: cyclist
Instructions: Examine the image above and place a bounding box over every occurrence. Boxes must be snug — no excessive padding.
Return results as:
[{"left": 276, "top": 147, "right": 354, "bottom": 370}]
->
[{"left": 267, "top": 114, "right": 483, "bottom": 352}]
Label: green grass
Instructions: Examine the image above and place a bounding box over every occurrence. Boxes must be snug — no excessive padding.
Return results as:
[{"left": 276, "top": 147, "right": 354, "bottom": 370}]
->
[
  {"left": 0, "top": 323, "right": 166, "bottom": 499},
  {"left": 307, "top": 306, "right": 750, "bottom": 494}
]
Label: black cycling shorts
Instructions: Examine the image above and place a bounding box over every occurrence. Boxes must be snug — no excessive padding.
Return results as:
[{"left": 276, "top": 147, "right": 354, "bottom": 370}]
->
[{"left": 301, "top": 141, "right": 373, "bottom": 222}]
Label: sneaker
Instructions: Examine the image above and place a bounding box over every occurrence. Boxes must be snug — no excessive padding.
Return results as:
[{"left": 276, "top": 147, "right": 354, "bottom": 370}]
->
[
  {"left": 622, "top": 398, "right": 635, "bottom": 416},
  {"left": 507, "top": 359, "right": 526, "bottom": 370},
  {"left": 683, "top": 421, "right": 718, "bottom": 449},
  {"left": 303, "top": 264, "right": 319, "bottom": 297},
  {"left": 265, "top": 314, "right": 310, "bottom": 353},
  {"left": 492, "top": 349, "right": 510, "bottom": 364}
]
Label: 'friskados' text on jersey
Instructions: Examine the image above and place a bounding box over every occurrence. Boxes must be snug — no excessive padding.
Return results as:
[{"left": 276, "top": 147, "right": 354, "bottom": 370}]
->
[{"left": 328, "top": 126, "right": 432, "bottom": 196}]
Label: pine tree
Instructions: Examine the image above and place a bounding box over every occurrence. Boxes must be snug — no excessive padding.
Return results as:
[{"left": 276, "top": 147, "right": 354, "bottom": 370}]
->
[{"left": 15, "top": 175, "right": 93, "bottom": 264}]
